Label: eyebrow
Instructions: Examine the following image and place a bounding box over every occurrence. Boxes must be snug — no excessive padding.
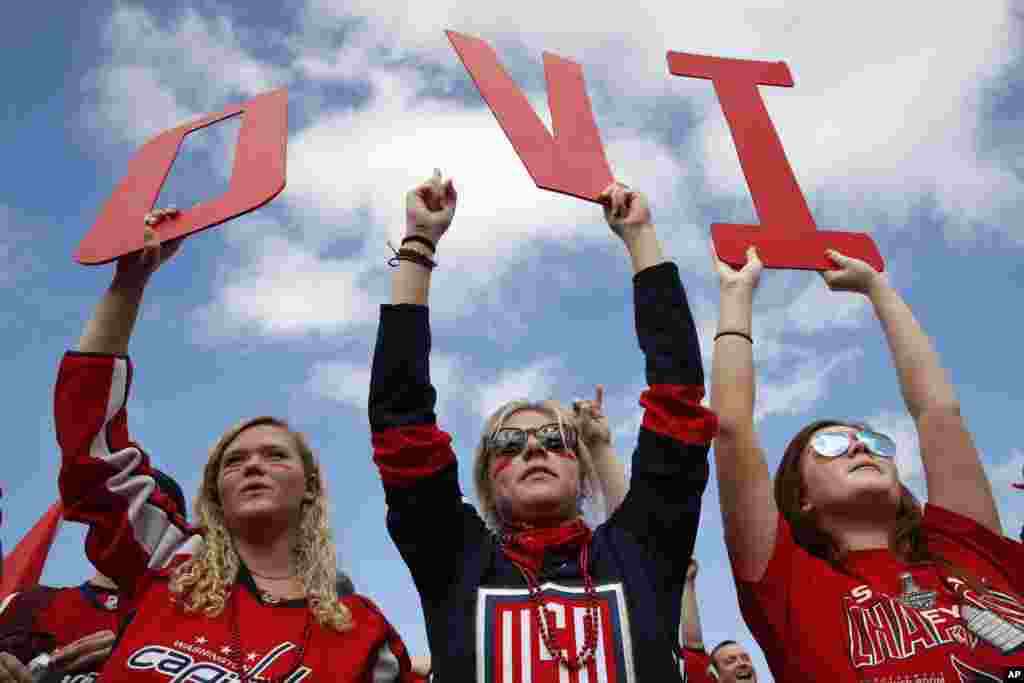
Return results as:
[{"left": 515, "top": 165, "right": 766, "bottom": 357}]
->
[{"left": 222, "top": 444, "right": 290, "bottom": 459}]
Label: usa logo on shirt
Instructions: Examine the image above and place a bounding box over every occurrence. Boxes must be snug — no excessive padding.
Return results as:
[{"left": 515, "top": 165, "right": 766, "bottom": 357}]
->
[{"left": 476, "top": 581, "right": 635, "bottom": 683}]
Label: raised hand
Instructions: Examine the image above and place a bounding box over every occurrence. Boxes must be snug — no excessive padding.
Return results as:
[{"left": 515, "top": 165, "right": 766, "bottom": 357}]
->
[
  {"left": 711, "top": 244, "right": 762, "bottom": 293},
  {"left": 405, "top": 168, "right": 457, "bottom": 245},
  {"left": 0, "top": 653, "right": 31, "bottom": 683},
  {"left": 50, "top": 630, "right": 115, "bottom": 676},
  {"left": 598, "top": 182, "right": 652, "bottom": 242},
  {"left": 573, "top": 385, "right": 611, "bottom": 447},
  {"left": 820, "top": 249, "right": 886, "bottom": 295},
  {"left": 113, "top": 209, "right": 184, "bottom": 288}
]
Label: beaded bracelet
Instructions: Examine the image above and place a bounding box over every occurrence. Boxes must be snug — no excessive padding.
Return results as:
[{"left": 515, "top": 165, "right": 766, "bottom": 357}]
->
[
  {"left": 401, "top": 235, "right": 436, "bottom": 253},
  {"left": 387, "top": 242, "right": 437, "bottom": 269}
]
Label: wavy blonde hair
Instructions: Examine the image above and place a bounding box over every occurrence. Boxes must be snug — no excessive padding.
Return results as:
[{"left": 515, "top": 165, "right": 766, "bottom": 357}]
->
[
  {"left": 473, "top": 399, "right": 599, "bottom": 531},
  {"left": 168, "top": 416, "right": 352, "bottom": 631}
]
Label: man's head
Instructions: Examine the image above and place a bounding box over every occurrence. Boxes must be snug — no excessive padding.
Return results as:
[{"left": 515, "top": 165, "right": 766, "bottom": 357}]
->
[{"left": 709, "top": 641, "right": 756, "bottom": 682}]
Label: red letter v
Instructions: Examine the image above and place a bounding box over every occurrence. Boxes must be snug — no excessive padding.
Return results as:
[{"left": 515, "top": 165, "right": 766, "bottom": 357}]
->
[{"left": 447, "top": 31, "right": 613, "bottom": 202}]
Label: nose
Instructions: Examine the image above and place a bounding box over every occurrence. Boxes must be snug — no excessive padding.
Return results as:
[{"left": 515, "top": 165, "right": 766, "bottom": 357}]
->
[
  {"left": 846, "top": 438, "right": 869, "bottom": 457},
  {"left": 522, "top": 434, "right": 547, "bottom": 460},
  {"left": 242, "top": 457, "right": 267, "bottom": 475}
]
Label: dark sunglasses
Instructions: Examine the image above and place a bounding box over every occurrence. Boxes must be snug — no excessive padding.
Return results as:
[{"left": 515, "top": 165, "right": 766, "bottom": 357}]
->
[
  {"left": 810, "top": 428, "right": 897, "bottom": 460},
  {"left": 487, "top": 423, "right": 576, "bottom": 457}
]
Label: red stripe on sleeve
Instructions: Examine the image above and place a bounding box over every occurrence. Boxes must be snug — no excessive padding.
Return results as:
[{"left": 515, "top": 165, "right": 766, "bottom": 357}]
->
[
  {"left": 372, "top": 425, "right": 457, "bottom": 488},
  {"left": 640, "top": 384, "right": 718, "bottom": 445}
]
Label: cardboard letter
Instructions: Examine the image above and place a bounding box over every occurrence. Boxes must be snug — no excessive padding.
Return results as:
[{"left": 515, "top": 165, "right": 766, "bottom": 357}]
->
[
  {"left": 667, "top": 53, "right": 883, "bottom": 271},
  {"left": 76, "top": 88, "right": 288, "bottom": 265},
  {"left": 447, "top": 31, "right": 613, "bottom": 202}
]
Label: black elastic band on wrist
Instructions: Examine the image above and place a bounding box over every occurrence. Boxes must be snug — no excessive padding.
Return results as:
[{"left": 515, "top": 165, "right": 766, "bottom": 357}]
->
[
  {"left": 714, "top": 330, "right": 753, "bottom": 344},
  {"left": 401, "top": 235, "right": 436, "bottom": 253}
]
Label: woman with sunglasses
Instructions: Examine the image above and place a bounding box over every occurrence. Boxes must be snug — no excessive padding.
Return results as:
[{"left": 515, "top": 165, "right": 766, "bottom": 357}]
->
[
  {"left": 369, "top": 170, "right": 716, "bottom": 682},
  {"left": 52, "top": 215, "right": 415, "bottom": 683},
  {"left": 710, "top": 246, "right": 1024, "bottom": 682}
]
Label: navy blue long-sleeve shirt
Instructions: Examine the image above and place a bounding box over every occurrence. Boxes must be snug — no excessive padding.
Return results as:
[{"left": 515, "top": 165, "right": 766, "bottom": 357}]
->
[{"left": 369, "top": 262, "right": 717, "bottom": 683}]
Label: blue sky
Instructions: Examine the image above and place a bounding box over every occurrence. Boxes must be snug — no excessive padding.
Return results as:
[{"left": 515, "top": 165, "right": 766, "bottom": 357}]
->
[{"left": 2, "top": 2, "right": 1023, "bottom": 681}]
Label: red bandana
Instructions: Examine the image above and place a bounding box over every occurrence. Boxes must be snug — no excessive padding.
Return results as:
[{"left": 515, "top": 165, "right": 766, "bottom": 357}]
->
[{"left": 501, "top": 518, "right": 592, "bottom": 577}]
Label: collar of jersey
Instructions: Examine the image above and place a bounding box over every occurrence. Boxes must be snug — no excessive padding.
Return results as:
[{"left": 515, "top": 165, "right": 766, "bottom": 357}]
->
[
  {"left": 237, "top": 563, "right": 307, "bottom": 608},
  {"left": 79, "top": 581, "right": 119, "bottom": 610}
]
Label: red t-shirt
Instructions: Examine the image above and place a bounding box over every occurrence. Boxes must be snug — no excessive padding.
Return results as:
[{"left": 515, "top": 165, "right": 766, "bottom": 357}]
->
[
  {"left": 680, "top": 646, "right": 715, "bottom": 683},
  {"left": 737, "top": 504, "right": 1024, "bottom": 682}
]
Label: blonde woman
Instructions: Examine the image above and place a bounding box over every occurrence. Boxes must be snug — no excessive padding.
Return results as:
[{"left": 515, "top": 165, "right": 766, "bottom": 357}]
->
[
  {"left": 369, "top": 171, "right": 716, "bottom": 682},
  {"left": 53, "top": 216, "right": 413, "bottom": 682}
]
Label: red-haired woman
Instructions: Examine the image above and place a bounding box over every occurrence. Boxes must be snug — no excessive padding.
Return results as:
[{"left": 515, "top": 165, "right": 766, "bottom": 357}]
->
[{"left": 710, "top": 246, "right": 1024, "bottom": 682}]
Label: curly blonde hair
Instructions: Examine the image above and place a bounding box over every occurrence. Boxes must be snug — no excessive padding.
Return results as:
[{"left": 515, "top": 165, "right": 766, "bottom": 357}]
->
[
  {"left": 473, "top": 399, "right": 599, "bottom": 531},
  {"left": 168, "top": 416, "right": 352, "bottom": 631}
]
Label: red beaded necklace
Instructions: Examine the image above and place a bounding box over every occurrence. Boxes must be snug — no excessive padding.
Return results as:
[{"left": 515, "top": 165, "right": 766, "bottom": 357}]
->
[{"left": 501, "top": 519, "right": 601, "bottom": 672}]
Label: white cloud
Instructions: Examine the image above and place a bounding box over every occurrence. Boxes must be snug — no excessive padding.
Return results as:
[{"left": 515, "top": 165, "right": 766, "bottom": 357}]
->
[
  {"left": 474, "top": 356, "right": 566, "bottom": 419},
  {"left": 84, "top": 2, "right": 1023, "bottom": 343},
  {"left": 301, "top": 0, "right": 1023, "bottom": 242},
  {"left": 195, "top": 234, "right": 374, "bottom": 338},
  {"left": 308, "top": 351, "right": 468, "bottom": 421},
  {"left": 755, "top": 347, "right": 862, "bottom": 422},
  {"left": 785, "top": 278, "right": 871, "bottom": 335},
  {"left": 82, "top": 6, "right": 289, "bottom": 146}
]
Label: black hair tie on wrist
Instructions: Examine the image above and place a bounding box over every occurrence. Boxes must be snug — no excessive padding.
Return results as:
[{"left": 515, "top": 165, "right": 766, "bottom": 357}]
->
[
  {"left": 714, "top": 330, "right": 753, "bottom": 344},
  {"left": 401, "top": 235, "right": 436, "bottom": 253}
]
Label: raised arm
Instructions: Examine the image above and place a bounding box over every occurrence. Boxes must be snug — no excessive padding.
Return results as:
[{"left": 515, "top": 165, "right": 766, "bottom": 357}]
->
[
  {"left": 600, "top": 182, "right": 716, "bottom": 579},
  {"left": 57, "top": 214, "right": 197, "bottom": 597},
  {"left": 573, "top": 385, "right": 627, "bottom": 515},
  {"left": 710, "top": 246, "right": 778, "bottom": 583},
  {"left": 680, "top": 559, "right": 704, "bottom": 650},
  {"left": 78, "top": 212, "right": 182, "bottom": 354},
  {"left": 369, "top": 170, "right": 487, "bottom": 606},
  {"left": 822, "top": 250, "right": 1001, "bottom": 534}
]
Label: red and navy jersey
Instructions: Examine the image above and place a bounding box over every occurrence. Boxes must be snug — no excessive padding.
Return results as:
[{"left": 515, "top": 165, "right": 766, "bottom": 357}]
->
[
  {"left": 369, "top": 262, "right": 717, "bottom": 683},
  {"left": 55, "top": 352, "right": 413, "bottom": 682},
  {"left": 737, "top": 504, "right": 1024, "bottom": 682},
  {"left": 0, "top": 582, "right": 120, "bottom": 683}
]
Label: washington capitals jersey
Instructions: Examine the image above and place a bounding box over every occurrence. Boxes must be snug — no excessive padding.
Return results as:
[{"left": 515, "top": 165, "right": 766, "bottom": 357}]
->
[
  {"left": 54, "top": 351, "right": 413, "bottom": 682},
  {"left": 0, "top": 583, "right": 120, "bottom": 683},
  {"left": 368, "top": 262, "right": 717, "bottom": 683}
]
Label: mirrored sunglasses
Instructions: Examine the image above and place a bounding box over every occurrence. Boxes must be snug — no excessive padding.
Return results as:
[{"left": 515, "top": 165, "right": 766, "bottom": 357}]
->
[
  {"left": 488, "top": 423, "right": 576, "bottom": 457},
  {"left": 810, "top": 428, "right": 897, "bottom": 459}
]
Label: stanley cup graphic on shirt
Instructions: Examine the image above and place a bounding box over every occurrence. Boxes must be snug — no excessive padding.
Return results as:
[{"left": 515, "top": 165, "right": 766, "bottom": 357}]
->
[{"left": 897, "top": 572, "right": 938, "bottom": 610}]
